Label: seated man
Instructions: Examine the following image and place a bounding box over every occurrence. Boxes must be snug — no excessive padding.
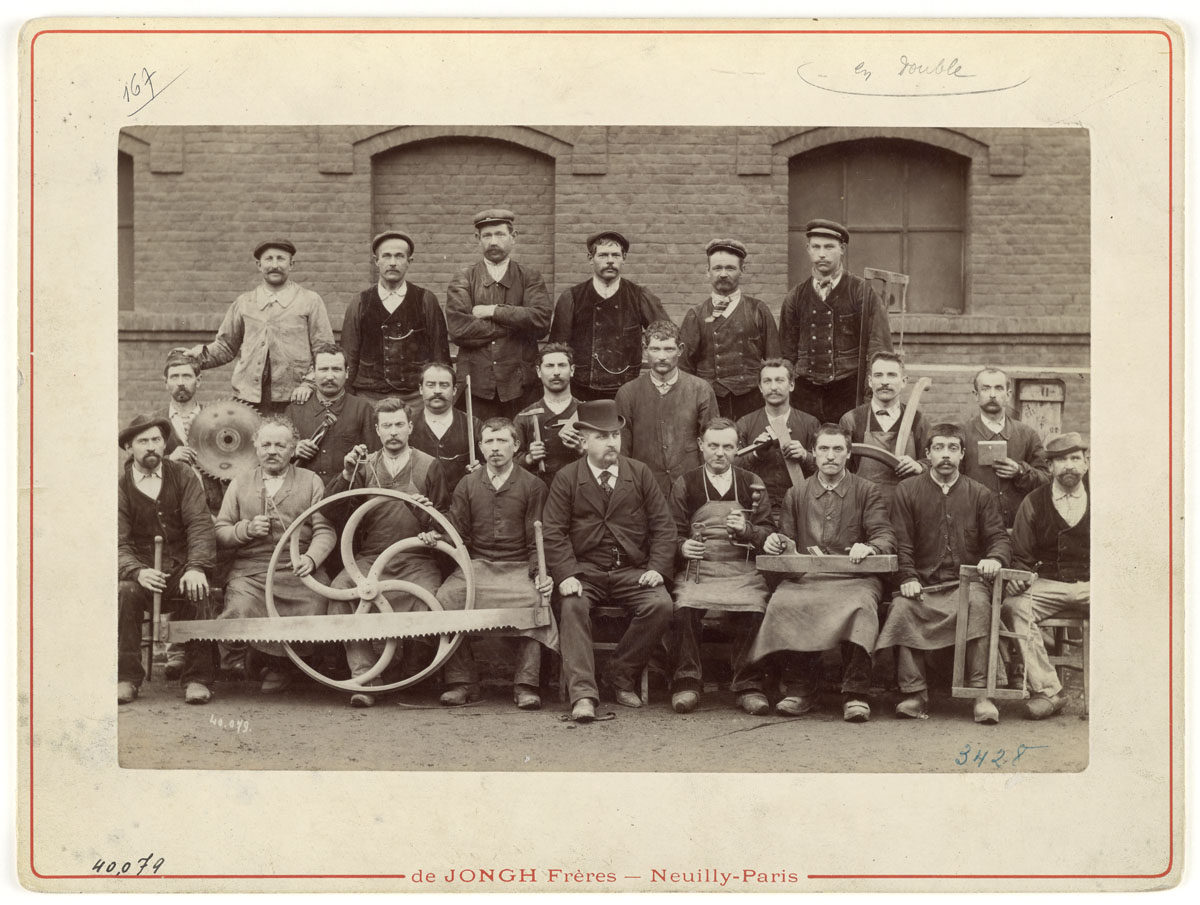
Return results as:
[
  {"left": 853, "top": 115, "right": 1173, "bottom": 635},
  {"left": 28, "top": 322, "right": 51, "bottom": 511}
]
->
[
  {"left": 541, "top": 400, "right": 677, "bottom": 722},
  {"left": 751, "top": 424, "right": 896, "bottom": 722},
  {"left": 1003, "top": 431, "right": 1090, "bottom": 720},
  {"left": 324, "top": 397, "right": 450, "bottom": 707},
  {"left": 875, "top": 424, "right": 1012, "bottom": 723},
  {"left": 420, "top": 418, "right": 558, "bottom": 709},
  {"left": 214, "top": 416, "right": 336, "bottom": 693},
  {"left": 668, "top": 418, "right": 774, "bottom": 716},
  {"left": 118, "top": 415, "right": 218, "bottom": 705}
]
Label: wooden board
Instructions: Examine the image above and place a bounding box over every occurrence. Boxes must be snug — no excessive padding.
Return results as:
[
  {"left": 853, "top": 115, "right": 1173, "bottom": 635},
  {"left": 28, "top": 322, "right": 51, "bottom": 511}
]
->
[{"left": 756, "top": 554, "right": 898, "bottom": 574}]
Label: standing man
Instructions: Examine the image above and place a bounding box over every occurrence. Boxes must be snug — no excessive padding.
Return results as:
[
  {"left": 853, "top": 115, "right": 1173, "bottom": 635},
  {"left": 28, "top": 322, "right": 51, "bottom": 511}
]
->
[
  {"left": 188, "top": 239, "right": 333, "bottom": 415},
  {"left": 407, "top": 362, "right": 481, "bottom": 492},
  {"left": 615, "top": 320, "right": 719, "bottom": 494},
  {"left": 342, "top": 230, "right": 450, "bottom": 409},
  {"left": 118, "top": 415, "right": 218, "bottom": 705},
  {"left": 549, "top": 230, "right": 669, "bottom": 402},
  {"left": 1003, "top": 432, "right": 1090, "bottom": 720},
  {"left": 541, "top": 400, "right": 677, "bottom": 722},
  {"left": 779, "top": 220, "right": 893, "bottom": 424},
  {"left": 514, "top": 343, "right": 586, "bottom": 486},
  {"left": 286, "top": 342, "right": 379, "bottom": 486},
  {"left": 751, "top": 424, "right": 896, "bottom": 722},
  {"left": 875, "top": 424, "right": 1012, "bottom": 724},
  {"left": 668, "top": 418, "right": 775, "bottom": 716},
  {"left": 735, "top": 359, "right": 819, "bottom": 525},
  {"left": 679, "top": 239, "right": 781, "bottom": 422},
  {"left": 839, "top": 351, "right": 928, "bottom": 514},
  {"left": 960, "top": 367, "right": 1050, "bottom": 527},
  {"left": 446, "top": 209, "right": 552, "bottom": 420}
]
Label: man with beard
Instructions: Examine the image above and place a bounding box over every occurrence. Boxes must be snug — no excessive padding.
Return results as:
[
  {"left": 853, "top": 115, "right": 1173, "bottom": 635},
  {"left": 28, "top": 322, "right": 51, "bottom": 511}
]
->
[
  {"left": 215, "top": 417, "right": 337, "bottom": 693},
  {"left": 667, "top": 418, "right": 775, "bottom": 716},
  {"left": 324, "top": 398, "right": 450, "bottom": 707},
  {"left": 839, "top": 351, "right": 928, "bottom": 514},
  {"left": 118, "top": 415, "right": 218, "bottom": 705},
  {"left": 779, "top": 220, "right": 893, "bottom": 424},
  {"left": 419, "top": 418, "right": 558, "bottom": 709},
  {"left": 342, "top": 230, "right": 450, "bottom": 410},
  {"left": 286, "top": 342, "right": 379, "bottom": 485},
  {"left": 679, "top": 239, "right": 781, "bottom": 422},
  {"left": 752, "top": 424, "right": 896, "bottom": 722},
  {"left": 875, "top": 424, "right": 1012, "bottom": 723},
  {"left": 188, "top": 239, "right": 333, "bottom": 415},
  {"left": 735, "top": 359, "right": 819, "bottom": 526},
  {"left": 615, "top": 320, "right": 719, "bottom": 494},
  {"left": 549, "top": 231, "right": 670, "bottom": 402},
  {"left": 407, "top": 361, "right": 481, "bottom": 493},
  {"left": 542, "top": 400, "right": 677, "bottom": 722},
  {"left": 446, "top": 210, "right": 552, "bottom": 420},
  {"left": 1002, "top": 432, "right": 1090, "bottom": 720},
  {"left": 514, "top": 343, "right": 585, "bottom": 486},
  {"left": 960, "top": 367, "right": 1050, "bottom": 527}
]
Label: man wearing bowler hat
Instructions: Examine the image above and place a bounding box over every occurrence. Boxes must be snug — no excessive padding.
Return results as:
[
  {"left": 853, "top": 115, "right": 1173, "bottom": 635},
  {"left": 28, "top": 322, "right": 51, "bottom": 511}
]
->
[
  {"left": 779, "top": 220, "right": 893, "bottom": 424},
  {"left": 679, "top": 238, "right": 781, "bottom": 423},
  {"left": 117, "top": 414, "right": 218, "bottom": 706},
  {"left": 541, "top": 399, "right": 677, "bottom": 722},
  {"left": 549, "top": 230, "right": 670, "bottom": 402},
  {"left": 446, "top": 209, "right": 552, "bottom": 421},
  {"left": 342, "top": 230, "right": 451, "bottom": 410},
  {"left": 1002, "top": 431, "right": 1090, "bottom": 720},
  {"left": 188, "top": 239, "right": 334, "bottom": 416}
]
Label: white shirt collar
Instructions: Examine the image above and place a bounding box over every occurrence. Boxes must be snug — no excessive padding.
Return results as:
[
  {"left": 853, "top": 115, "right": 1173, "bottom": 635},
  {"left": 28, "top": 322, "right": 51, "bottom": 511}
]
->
[
  {"left": 485, "top": 259, "right": 510, "bottom": 282},
  {"left": 487, "top": 462, "right": 515, "bottom": 488},
  {"left": 1053, "top": 481, "right": 1087, "bottom": 500},
  {"left": 709, "top": 289, "right": 742, "bottom": 317},
  {"left": 587, "top": 459, "right": 618, "bottom": 483},
  {"left": 812, "top": 267, "right": 844, "bottom": 290},
  {"left": 378, "top": 280, "right": 408, "bottom": 299},
  {"left": 134, "top": 464, "right": 163, "bottom": 481},
  {"left": 592, "top": 276, "right": 621, "bottom": 299},
  {"left": 650, "top": 370, "right": 679, "bottom": 390},
  {"left": 980, "top": 413, "right": 1007, "bottom": 434},
  {"left": 705, "top": 466, "right": 734, "bottom": 494},
  {"left": 380, "top": 448, "right": 412, "bottom": 475}
]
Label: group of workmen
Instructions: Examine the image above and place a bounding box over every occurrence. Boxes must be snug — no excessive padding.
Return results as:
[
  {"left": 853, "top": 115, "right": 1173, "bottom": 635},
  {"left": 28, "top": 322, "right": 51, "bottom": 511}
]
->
[{"left": 118, "top": 210, "right": 1090, "bottom": 727}]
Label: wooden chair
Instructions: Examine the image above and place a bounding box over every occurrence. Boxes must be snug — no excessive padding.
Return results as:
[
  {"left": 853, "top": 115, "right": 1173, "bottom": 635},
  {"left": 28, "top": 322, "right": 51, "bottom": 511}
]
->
[
  {"left": 863, "top": 267, "right": 910, "bottom": 354},
  {"left": 558, "top": 606, "right": 650, "bottom": 703},
  {"left": 951, "top": 565, "right": 1037, "bottom": 702},
  {"left": 1042, "top": 608, "right": 1090, "bottom": 716}
]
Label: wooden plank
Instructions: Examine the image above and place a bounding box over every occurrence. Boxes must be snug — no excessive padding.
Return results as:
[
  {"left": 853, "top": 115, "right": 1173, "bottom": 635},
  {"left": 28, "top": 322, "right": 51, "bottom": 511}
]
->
[
  {"left": 950, "top": 565, "right": 972, "bottom": 691},
  {"left": 851, "top": 443, "right": 900, "bottom": 469},
  {"left": 756, "top": 554, "right": 897, "bottom": 574},
  {"left": 893, "top": 376, "right": 932, "bottom": 457},
  {"left": 986, "top": 576, "right": 1004, "bottom": 697},
  {"left": 774, "top": 421, "right": 806, "bottom": 488}
]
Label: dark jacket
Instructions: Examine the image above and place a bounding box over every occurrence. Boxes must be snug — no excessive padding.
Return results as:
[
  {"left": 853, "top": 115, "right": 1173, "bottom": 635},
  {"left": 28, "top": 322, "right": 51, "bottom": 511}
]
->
[
  {"left": 678, "top": 294, "right": 780, "bottom": 397},
  {"left": 342, "top": 284, "right": 450, "bottom": 396},
  {"left": 408, "top": 408, "right": 482, "bottom": 492},
  {"left": 779, "top": 273, "right": 892, "bottom": 384},
  {"left": 286, "top": 392, "right": 379, "bottom": 484},
  {"left": 960, "top": 413, "right": 1051, "bottom": 528},
  {"left": 1010, "top": 483, "right": 1090, "bottom": 583},
  {"left": 734, "top": 407, "right": 820, "bottom": 514},
  {"left": 449, "top": 464, "right": 548, "bottom": 572},
  {"left": 118, "top": 458, "right": 216, "bottom": 581},
  {"left": 778, "top": 471, "right": 896, "bottom": 556}
]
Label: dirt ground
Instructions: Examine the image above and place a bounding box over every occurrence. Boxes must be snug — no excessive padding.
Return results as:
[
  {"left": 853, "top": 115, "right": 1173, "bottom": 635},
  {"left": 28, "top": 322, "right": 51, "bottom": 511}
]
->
[{"left": 118, "top": 654, "right": 1088, "bottom": 773}]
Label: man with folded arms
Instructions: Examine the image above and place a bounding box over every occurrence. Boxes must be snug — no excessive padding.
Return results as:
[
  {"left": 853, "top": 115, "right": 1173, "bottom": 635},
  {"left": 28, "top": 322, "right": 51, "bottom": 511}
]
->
[
  {"left": 751, "top": 424, "right": 895, "bottom": 722},
  {"left": 541, "top": 400, "right": 677, "bottom": 722},
  {"left": 1002, "top": 431, "right": 1090, "bottom": 720},
  {"left": 875, "top": 423, "right": 1012, "bottom": 723},
  {"left": 667, "top": 418, "right": 774, "bottom": 716}
]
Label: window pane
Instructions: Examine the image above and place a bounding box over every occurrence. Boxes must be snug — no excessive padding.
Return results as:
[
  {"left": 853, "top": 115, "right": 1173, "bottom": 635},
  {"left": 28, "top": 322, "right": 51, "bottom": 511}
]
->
[
  {"left": 787, "top": 230, "right": 813, "bottom": 288},
  {"left": 847, "top": 232, "right": 902, "bottom": 279},
  {"left": 788, "top": 149, "right": 844, "bottom": 228},
  {"left": 118, "top": 152, "right": 134, "bottom": 310},
  {"left": 845, "top": 144, "right": 904, "bottom": 226},
  {"left": 907, "top": 231, "right": 964, "bottom": 313},
  {"left": 908, "top": 153, "right": 967, "bottom": 226}
]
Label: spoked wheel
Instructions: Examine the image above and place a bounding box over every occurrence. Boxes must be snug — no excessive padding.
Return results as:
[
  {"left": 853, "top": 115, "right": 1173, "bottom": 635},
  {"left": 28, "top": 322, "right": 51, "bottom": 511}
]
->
[{"left": 265, "top": 487, "right": 475, "bottom": 693}]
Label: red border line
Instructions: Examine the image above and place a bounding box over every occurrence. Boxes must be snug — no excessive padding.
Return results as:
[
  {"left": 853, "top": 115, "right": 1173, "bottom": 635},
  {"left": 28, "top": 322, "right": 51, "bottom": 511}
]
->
[{"left": 26, "top": 25, "right": 1176, "bottom": 883}]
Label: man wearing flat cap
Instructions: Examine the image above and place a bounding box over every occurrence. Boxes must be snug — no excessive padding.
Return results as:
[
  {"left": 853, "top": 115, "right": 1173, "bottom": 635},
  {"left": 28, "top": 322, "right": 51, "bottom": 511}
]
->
[
  {"left": 342, "top": 230, "right": 451, "bottom": 411},
  {"left": 1002, "top": 431, "right": 1090, "bottom": 720},
  {"left": 549, "top": 230, "right": 670, "bottom": 402},
  {"left": 779, "top": 219, "right": 893, "bottom": 424},
  {"left": 446, "top": 210, "right": 552, "bottom": 421},
  {"left": 188, "top": 239, "right": 334, "bottom": 416},
  {"left": 679, "top": 239, "right": 781, "bottom": 423},
  {"left": 541, "top": 399, "right": 677, "bottom": 722}
]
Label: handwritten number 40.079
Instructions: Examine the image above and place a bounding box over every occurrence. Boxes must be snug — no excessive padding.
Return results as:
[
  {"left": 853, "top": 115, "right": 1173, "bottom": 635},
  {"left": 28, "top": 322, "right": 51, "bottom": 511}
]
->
[
  {"left": 92, "top": 853, "right": 164, "bottom": 875},
  {"left": 123, "top": 69, "right": 156, "bottom": 104}
]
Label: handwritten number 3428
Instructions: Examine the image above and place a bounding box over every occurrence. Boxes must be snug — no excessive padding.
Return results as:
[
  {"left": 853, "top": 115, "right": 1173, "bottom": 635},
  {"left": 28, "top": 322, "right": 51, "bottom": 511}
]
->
[{"left": 123, "top": 69, "right": 156, "bottom": 104}]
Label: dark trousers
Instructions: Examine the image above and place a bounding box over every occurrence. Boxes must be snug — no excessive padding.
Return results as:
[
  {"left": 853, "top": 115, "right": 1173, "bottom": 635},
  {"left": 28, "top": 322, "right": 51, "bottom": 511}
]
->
[
  {"left": 791, "top": 375, "right": 859, "bottom": 425},
  {"left": 896, "top": 641, "right": 996, "bottom": 694},
  {"left": 118, "top": 574, "right": 216, "bottom": 686},
  {"left": 559, "top": 566, "right": 673, "bottom": 704},
  {"left": 783, "top": 642, "right": 873, "bottom": 698},
  {"left": 470, "top": 393, "right": 527, "bottom": 422},
  {"left": 715, "top": 389, "right": 764, "bottom": 424},
  {"left": 671, "top": 608, "right": 765, "bottom": 695},
  {"left": 571, "top": 382, "right": 620, "bottom": 403}
]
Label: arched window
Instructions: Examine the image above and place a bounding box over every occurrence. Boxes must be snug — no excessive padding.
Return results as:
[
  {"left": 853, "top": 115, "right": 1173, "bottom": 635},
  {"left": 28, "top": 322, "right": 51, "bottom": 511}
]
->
[
  {"left": 789, "top": 139, "right": 968, "bottom": 314},
  {"left": 118, "top": 150, "right": 134, "bottom": 310}
]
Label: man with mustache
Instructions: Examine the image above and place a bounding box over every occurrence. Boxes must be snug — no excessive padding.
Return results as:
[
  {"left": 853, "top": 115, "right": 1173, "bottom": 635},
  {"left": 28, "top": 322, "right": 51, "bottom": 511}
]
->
[
  {"left": 541, "top": 400, "right": 677, "bottom": 722},
  {"left": 549, "top": 231, "right": 670, "bottom": 402},
  {"left": 118, "top": 415, "right": 218, "bottom": 705},
  {"left": 408, "top": 362, "right": 481, "bottom": 493},
  {"left": 1002, "top": 432, "right": 1090, "bottom": 720},
  {"left": 446, "top": 210, "right": 552, "bottom": 421},
  {"left": 615, "top": 320, "right": 719, "bottom": 494},
  {"left": 419, "top": 418, "right": 558, "bottom": 709},
  {"left": 342, "top": 230, "right": 450, "bottom": 411},
  {"left": 875, "top": 424, "right": 1012, "bottom": 723},
  {"left": 679, "top": 239, "right": 781, "bottom": 422},
  {"left": 960, "top": 367, "right": 1050, "bottom": 527},
  {"left": 286, "top": 343, "right": 379, "bottom": 485},
  {"left": 779, "top": 220, "right": 893, "bottom": 424},
  {"left": 187, "top": 239, "right": 333, "bottom": 416},
  {"left": 514, "top": 343, "right": 585, "bottom": 487}
]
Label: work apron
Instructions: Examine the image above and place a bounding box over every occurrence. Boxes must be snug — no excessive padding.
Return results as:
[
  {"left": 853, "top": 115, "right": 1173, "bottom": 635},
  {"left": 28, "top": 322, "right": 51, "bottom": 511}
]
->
[
  {"left": 672, "top": 485, "right": 769, "bottom": 614},
  {"left": 436, "top": 560, "right": 560, "bottom": 650}
]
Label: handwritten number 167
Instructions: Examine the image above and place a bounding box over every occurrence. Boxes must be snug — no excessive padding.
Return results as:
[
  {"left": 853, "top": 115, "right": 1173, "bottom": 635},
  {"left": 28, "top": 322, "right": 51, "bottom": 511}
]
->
[{"left": 123, "top": 68, "right": 156, "bottom": 103}]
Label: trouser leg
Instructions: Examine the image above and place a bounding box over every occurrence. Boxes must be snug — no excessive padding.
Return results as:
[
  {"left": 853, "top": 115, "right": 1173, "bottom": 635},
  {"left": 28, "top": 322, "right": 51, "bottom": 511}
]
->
[
  {"left": 511, "top": 637, "right": 542, "bottom": 689},
  {"left": 896, "top": 646, "right": 927, "bottom": 693},
  {"left": 441, "top": 642, "right": 479, "bottom": 687},
  {"left": 670, "top": 607, "right": 705, "bottom": 694},
  {"left": 840, "top": 642, "right": 873, "bottom": 697},
  {"left": 782, "top": 650, "right": 822, "bottom": 697},
  {"left": 118, "top": 580, "right": 149, "bottom": 685},
  {"left": 603, "top": 570, "right": 673, "bottom": 691},
  {"left": 728, "top": 612, "right": 766, "bottom": 694},
  {"left": 559, "top": 586, "right": 599, "bottom": 705}
]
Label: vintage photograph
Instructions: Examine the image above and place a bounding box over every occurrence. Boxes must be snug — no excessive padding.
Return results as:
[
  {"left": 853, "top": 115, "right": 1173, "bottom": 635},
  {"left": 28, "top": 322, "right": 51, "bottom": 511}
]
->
[{"left": 115, "top": 123, "right": 1091, "bottom": 772}]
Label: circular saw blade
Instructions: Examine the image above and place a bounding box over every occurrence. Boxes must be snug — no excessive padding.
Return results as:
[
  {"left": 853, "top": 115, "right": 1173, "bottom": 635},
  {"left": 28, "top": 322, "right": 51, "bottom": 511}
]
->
[{"left": 191, "top": 399, "right": 262, "bottom": 480}]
